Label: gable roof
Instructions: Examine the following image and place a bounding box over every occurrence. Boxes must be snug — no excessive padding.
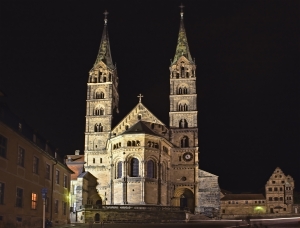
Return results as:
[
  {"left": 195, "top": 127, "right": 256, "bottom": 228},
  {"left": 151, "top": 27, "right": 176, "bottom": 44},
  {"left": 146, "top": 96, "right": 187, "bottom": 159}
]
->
[
  {"left": 121, "top": 121, "right": 159, "bottom": 136},
  {"left": 112, "top": 102, "right": 166, "bottom": 136}
]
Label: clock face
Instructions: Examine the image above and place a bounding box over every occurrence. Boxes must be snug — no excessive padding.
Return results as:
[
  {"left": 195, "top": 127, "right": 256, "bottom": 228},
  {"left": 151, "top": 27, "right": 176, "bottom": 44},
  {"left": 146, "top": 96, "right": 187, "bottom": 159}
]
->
[{"left": 183, "top": 152, "right": 193, "bottom": 161}]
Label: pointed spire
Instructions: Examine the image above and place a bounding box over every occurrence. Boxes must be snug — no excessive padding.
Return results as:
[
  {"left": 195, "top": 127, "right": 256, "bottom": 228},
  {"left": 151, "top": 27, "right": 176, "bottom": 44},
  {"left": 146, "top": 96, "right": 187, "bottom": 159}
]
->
[
  {"left": 94, "top": 10, "right": 114, "bottom": 69},
  {"left": 172, "top": 4, "right": 193, "bottom": 64}
]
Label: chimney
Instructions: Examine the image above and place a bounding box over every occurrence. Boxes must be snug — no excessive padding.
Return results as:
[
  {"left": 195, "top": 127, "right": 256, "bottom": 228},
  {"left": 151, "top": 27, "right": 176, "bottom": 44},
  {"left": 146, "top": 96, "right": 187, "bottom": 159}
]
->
[{"left": 75, "top": 150, "right": 80, "bottom": 155}]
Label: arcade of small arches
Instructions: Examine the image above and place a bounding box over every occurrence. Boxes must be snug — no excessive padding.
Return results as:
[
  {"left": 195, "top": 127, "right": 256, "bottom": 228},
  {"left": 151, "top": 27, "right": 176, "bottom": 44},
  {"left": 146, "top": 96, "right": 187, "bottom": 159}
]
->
[
  {"left": 94, "top": 123, "right": 103, "bottom": 132},
  {"left": 171, "top": 66, "right": 195, "bottom": 79},
  {"left": 178, "top": 103, "right": 188, "bottom": 111},
  {"left": 127, "top": 140, "right": 141, "bottom": 147},
  {"left": 89, "top": 71, "right": 112, "bottom": 83},
  {"left": 179, "top": 119, "right": 188, "bottom": 128},
  {"left": 94, "top": 107, "right": 104, "bottom": 115},
  {"left": 112, "top": 140, "right": 163, "bottom": 149},
  {"left": 95, "top": 91, "right": 105, "bottom": 99},
  {"left": 114, "top": 158, "right": 167, "bottom": 181},
  {"left": 178, "top": 86, "right": 188, "bottom": 95}
]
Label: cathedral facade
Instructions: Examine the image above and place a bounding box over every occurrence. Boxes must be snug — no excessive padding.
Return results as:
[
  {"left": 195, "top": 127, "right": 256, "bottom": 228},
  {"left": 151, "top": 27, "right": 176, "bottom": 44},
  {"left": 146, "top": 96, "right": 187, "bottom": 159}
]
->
[{"left": 80, "top": 9, "right": 219, "bottom": 214}]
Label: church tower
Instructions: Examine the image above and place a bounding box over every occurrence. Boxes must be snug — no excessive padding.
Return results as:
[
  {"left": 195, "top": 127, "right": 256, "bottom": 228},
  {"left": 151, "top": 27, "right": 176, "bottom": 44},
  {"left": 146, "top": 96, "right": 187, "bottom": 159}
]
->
[
  {"left": 84, "top": 11, "right": 119, "bottom": 191},
  {"left": 169, "top": 5, "right": 199, "bottom": 212}
]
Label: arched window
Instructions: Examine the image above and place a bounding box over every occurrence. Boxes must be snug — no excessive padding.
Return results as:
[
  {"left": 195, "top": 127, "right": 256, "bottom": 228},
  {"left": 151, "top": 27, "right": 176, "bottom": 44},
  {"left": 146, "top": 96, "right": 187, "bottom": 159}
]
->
[
  {"left": 138, "top": 114, "right": 142, "bottom": 120},
  {"left": 103, "top": 77, "right": 107, "bottom": 82},
  {"left": 147, "top": 141, "right": 151, "bottom": 147},
  {"left": 161, "top": 163, "right": 166, "bottom": 181},
  {"left": 181, "top": 67, "right": 185, "bottom": 77},
  {"left": 183, "top": 87, "right": 188, "bottom": 94},
  {"left": 93, "top": 158, "right": 95, "bottom": 163},
  {"left": 94, "top": 108, "right": 99, "bottom": 115},
  {"left": 181, "top": 136, "right": 189, "bottom": 148},
  {"left": 132, "top": 141, "right": 136, "bottom": 146},
  {"left": 100, "top": 108, "right": 104, "bottom": 115},
  {"left": 178, "top": 87, "right": 182, "bottom": 94},
  {"left": 183, "top": 104, "right": 188, "bottom": 111},
  {"left": 99, "top": 124, "right": 103, "bottom": 132},
  {"left": 94, "top": 124, "right": 98, "bottom": 132},
  {"left": 127, "top": 141, "right": 131, "bottom": 146},
  {"left": 130, "top": 158, "right": 139, "bottom": 177},
  {"left": 147, "top": 160, "right": 155, "bottom": 178},
  {"left": 118, "top": 142, "right": 121, "bottom": 147},
  {"left": 125, "top": 125, "right": 129, "bottom": 130},
  {"left": 178, "top": 103, "right": 182, "bottom": 111},
  {"left": 179, "top": 119, "right": 188, "bottom": 128},
  {"left": 100, "top": 92, "right": 104, "bottom": 99},
  {"left": 136, "top": 140, "right": 140, "bottom": 146},
  {"left": 117, "top": 161, "right": 122, "bottom": 179}
]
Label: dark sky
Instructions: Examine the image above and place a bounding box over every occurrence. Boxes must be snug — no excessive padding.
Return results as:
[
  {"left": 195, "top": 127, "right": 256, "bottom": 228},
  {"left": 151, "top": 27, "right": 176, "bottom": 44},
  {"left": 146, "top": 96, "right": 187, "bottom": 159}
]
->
[{"left": 1, "top": 1, "right": 299, "bottom": 193}]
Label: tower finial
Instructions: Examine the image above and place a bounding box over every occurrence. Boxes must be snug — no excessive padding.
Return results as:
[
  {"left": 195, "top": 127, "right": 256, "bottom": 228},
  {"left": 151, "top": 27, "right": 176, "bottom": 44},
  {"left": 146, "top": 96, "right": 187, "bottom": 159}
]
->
[
  {"left": 179, "top": 3, "right": 184, "bottom": 19},
  {"left": 104, "top": 10, "right": 109, "bottom": 25}
]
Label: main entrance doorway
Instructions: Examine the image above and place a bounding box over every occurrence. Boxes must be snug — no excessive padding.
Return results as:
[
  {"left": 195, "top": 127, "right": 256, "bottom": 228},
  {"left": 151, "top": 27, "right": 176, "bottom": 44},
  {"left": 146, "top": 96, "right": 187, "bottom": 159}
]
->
[{"left": 172, "top": 188, "right": 195, "bottom": 212}]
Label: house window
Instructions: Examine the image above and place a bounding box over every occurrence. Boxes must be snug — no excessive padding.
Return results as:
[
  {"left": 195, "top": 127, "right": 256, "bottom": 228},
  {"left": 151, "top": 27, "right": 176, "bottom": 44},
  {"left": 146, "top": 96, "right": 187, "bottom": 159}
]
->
[
  {"left": 222, "top": 209, "right": 225, "bottom": 213},
  {"left": 17, "top": 147, "right": 25, "bottom": 166},
  {"left": 269, "top": 197, "right": 273, "bottom": 201},
  {"left": 64, "top": 175, "right": 68, "bottom": 188},
  {"left": 55, "top": 170, "right": 60, "bottom": 184},
  {"left": 245, "top": 201, "right": 248, "bottom": 204},
  {"left": 117, "top": 161, "right": 122, "bottom": 179},
  {"left": 63, "top": 201, "right": 67, "bottom": 215},
  {"left": 280, "top": 197, "right": 283, "bottom": 201},
  {"left": 16, "top": 188, "right": 23, "bottom": 207},
  {"left": 130, "top": 158, "right": 139, "bottom": 177},
  {"left": 31, "top": 193, "right": 38, "bottom": 209},
  {"left": 0, "top": 182, "right": 4, "bottom": 204},
  {"left": 54, "top": 200, "right": 58, "bottom": 213},
  {"left": 268, "top": 187, "right": 272, "bottom": 191},
  {"left": 0, "top": 134, "right": 7, "bottom": 158},
  {"left": 272, "top": 181, "right": 275, "bottom": 184},
  {"left": 228, "top": 201, "right": 231, "bottom": 204},
  {"left": 280, "top": 187, "right": 283, "bottom": 191},
  {"left": 45, "top": 164, "right": 50, "bottom": 180},
  {"left": 274, "top": 187, "right": 278, "bottom": 191},
  {"left": 33, "top": 156, "right": 39, "bottom": 174}
]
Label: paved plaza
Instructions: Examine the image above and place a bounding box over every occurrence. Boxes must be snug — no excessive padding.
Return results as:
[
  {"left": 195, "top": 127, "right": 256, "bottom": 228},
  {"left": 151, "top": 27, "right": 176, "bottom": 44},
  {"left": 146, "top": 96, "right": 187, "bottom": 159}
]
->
[{"left": 55, "top": 217, "right": 300, "bottom": 228}]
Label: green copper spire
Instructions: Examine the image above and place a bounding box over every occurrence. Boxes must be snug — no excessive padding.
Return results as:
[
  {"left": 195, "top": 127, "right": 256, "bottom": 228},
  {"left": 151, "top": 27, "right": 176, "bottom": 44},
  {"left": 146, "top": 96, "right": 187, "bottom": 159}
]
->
[
  {"left": 94, "top": 10, "right": 114, "bottom": 69},
  {"left": 172, "top": 4, "right": 193, "bottom": 64}
]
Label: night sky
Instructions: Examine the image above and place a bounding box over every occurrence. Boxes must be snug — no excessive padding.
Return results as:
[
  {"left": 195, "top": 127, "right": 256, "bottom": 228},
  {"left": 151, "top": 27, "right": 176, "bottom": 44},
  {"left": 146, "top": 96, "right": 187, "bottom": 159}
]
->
[{"left": 1, "top": 1, "right": 299, "bottom": 193}]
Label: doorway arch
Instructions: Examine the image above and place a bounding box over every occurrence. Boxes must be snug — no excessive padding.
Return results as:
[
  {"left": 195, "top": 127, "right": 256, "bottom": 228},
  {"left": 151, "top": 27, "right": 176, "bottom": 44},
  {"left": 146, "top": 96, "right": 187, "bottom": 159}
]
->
[
  {"left": 94, "top": 213, "right": 100, "bottom": 223},
  {"left": 172, "top": 187, "right": 194, "bottom": 212}
]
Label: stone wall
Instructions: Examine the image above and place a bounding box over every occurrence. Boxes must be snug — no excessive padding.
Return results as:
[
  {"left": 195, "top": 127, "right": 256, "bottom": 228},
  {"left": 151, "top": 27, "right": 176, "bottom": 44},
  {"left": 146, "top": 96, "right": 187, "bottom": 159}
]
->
[{"left": 81, "top": 206, "right": 186, "bottom": 223}]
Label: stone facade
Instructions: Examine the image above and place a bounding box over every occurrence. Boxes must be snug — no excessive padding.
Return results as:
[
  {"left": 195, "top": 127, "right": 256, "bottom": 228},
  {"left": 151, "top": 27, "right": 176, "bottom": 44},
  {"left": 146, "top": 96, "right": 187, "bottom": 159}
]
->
[
  {"left": 198, "top": 170, "right": 220, "bottom": 217},
  {"left": 265, "top": 167, "right": 294, "bottom": 213},
  {"left": 0, "top": 106, "right": 73, "bottom": 228}
]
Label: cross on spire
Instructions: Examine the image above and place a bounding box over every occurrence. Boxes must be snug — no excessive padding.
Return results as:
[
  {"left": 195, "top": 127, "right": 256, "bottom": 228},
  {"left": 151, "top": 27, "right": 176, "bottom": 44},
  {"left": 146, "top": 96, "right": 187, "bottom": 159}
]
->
[
  {"left": 137, "top": 94, "right": 143, "bottom": 103},
  {"left": 179, "top": 3, "right": 184, "bottom": 19},
  {"left": 104, "top": 10, "right": 109, "bottom": 25}
]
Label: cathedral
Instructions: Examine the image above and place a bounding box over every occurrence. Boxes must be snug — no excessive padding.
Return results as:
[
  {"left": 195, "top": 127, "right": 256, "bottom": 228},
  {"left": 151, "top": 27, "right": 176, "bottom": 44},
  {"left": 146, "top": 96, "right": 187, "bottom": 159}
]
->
[{"left": 70, "top": 7, "right": 220, "bottom": 218}]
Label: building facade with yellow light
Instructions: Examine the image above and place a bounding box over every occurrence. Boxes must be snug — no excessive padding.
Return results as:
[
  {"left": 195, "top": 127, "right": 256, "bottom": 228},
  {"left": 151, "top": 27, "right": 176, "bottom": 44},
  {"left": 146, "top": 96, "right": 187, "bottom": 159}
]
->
[{"left": 0, "top": 101, "right": 73, "bottom": 228}]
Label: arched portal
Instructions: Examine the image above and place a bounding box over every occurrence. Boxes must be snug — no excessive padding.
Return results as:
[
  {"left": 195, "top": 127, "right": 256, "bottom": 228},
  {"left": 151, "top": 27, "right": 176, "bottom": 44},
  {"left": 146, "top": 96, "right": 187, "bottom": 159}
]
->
[
  {"left": 172, "top": 188, "right": 194, "bottom": 212},
  {"left": 94, "top": 213, "right": 100, "bottom": 223}
]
